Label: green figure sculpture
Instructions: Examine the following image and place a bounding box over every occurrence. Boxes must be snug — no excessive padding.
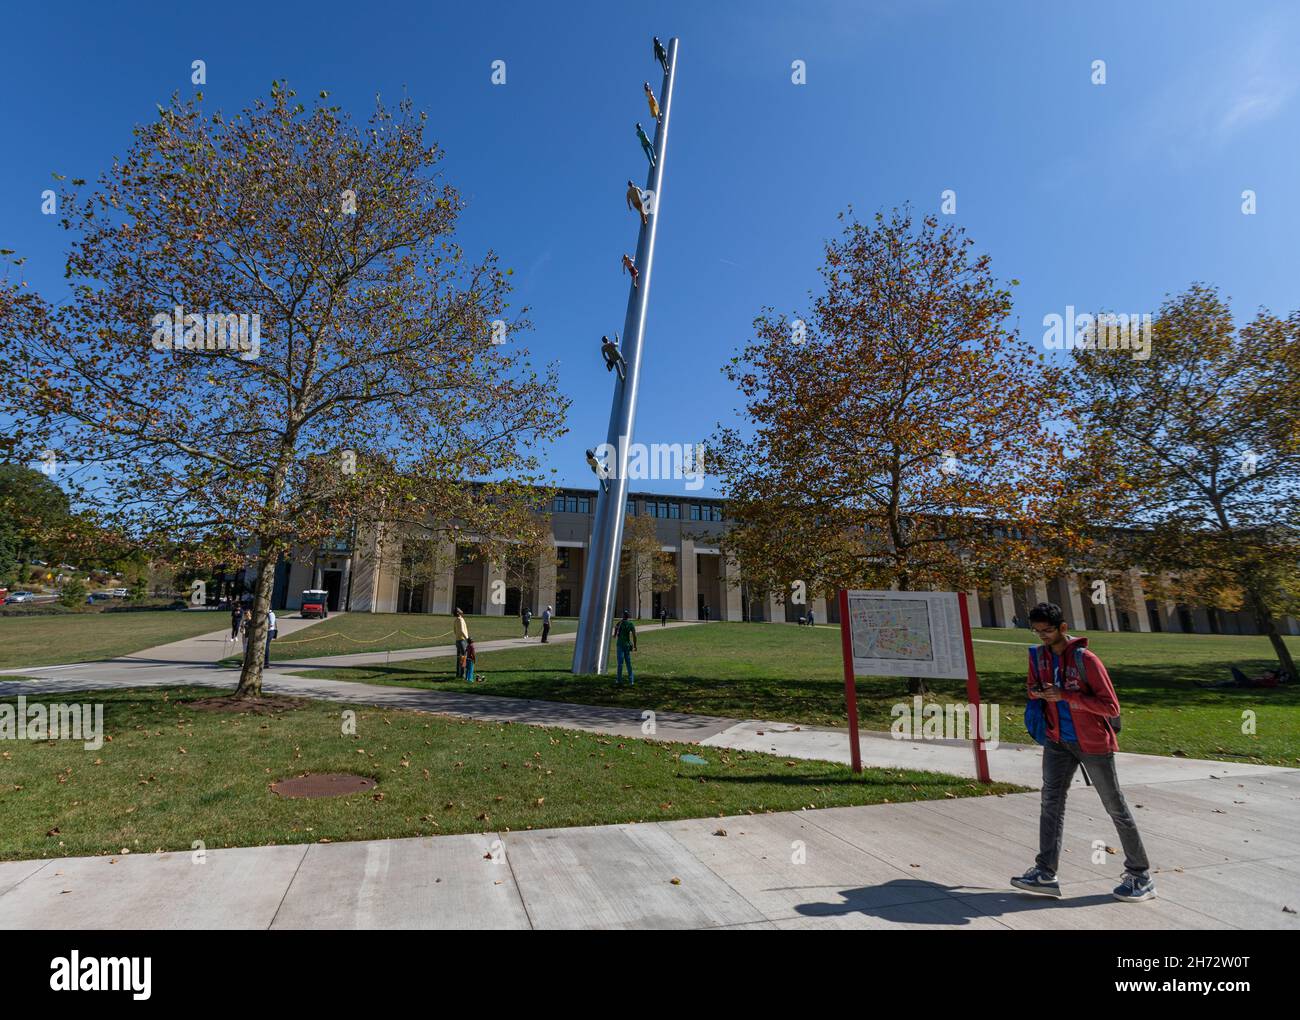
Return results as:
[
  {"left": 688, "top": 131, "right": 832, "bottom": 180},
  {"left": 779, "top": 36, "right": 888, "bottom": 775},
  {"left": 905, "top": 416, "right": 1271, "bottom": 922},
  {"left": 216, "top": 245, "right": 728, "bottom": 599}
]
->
[
  {"left": 636, "top": 123, "right": 655, "bottom": 167},
  {"left": 653, "top": 36, "right": 669, "bottom": 75}
]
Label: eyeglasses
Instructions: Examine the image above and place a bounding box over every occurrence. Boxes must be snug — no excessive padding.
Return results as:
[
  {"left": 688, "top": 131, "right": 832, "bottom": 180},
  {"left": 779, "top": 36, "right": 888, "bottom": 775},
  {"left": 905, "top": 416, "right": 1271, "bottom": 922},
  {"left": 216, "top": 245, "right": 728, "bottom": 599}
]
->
[{"left": 1031, "top": 626, "right": 1059, "bottom": 636}]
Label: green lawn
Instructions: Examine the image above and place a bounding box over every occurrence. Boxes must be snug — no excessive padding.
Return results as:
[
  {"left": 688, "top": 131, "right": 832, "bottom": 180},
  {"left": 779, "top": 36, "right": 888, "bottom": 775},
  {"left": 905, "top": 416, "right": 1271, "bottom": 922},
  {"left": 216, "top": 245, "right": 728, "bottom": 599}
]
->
[
  {"left": 0, "top": 610, "right": 232, "bottom": 670},
  {"left": 0, "top": 686, "right": 1022, "bottom": 861},
  {"left": 231, "top": 612, "right": 578, "bottom": 662},
  {"left": 297, "top": 622, "right": 1300, "bottom": 767}
]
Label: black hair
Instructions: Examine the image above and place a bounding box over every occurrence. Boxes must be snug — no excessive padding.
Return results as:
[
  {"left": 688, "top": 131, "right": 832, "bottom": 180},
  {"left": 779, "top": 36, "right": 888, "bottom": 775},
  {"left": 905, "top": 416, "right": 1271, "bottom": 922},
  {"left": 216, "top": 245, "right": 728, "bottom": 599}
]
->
[{"left": 1027, "top": 602, "right": 1065, "bottom": 627}]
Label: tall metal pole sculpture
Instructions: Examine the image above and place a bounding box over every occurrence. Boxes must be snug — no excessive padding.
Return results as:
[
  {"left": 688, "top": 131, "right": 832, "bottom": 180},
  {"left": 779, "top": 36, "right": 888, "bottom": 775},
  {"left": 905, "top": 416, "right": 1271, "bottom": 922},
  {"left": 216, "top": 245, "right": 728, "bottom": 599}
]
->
[{"left": 572, "top": 36, "right": 679, "bottom": 675}]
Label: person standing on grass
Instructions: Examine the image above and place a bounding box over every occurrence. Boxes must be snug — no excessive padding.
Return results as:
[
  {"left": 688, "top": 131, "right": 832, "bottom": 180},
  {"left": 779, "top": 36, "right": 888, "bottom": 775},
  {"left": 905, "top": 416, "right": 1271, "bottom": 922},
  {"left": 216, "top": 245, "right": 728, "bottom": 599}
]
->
[
  {"left": 541, "top": 604, "right": 552, "bottom": 643},
  {"left": 464, "top": 638, "right": 477, "bottom": 683},
  {"left": 454, "top": 607, "right": 469, "bottom": 678},
  {"left": 613, "top": 609, "right": 638, "bottom": 685},
  {"left": 522, "top": 606, "right": 532, "bottom": 640},
  {"left": 1012, "top": 601, "right": 1155, "bottom": 903}
]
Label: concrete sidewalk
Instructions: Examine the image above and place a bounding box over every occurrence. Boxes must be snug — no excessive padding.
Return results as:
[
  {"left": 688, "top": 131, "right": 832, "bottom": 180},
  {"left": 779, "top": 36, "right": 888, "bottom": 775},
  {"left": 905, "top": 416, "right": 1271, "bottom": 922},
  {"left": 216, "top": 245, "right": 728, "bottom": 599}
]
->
[{"left": 2, "top": 768, "right": 1297, "bottom": 929}]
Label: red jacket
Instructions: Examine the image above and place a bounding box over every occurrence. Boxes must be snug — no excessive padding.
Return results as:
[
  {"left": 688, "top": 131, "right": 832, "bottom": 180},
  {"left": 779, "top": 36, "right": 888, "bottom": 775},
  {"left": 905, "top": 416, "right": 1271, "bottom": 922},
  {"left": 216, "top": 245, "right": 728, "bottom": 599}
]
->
[{"left": 1026, "top": 636, "right": 1120, "bottom": 754}]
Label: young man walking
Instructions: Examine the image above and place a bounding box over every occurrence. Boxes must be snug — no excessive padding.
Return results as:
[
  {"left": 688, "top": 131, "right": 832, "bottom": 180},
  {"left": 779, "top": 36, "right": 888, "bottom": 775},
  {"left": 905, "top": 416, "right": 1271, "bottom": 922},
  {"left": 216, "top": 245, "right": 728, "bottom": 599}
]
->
[
  {"left": 1012, "top": 602, "right": 1155, "bottom": 902},
  {"left": 541, "top": 605, "right": 552, "bottom": 643},
  {"left": 612, "top": 609, "right": 637, "bottom": 686}
]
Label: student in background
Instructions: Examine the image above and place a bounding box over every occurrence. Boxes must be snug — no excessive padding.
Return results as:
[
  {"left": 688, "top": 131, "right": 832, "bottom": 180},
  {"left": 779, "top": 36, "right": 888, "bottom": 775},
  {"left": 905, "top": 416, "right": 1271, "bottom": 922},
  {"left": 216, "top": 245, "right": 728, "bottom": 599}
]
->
[
  {"left": 541, "top": 605, "right": 552, "bottom": 643},
  {"left": 454, "top": 608, "right": 469, "bottom": 678},
  {"left": 465, "top": 638, "right": 477, "bottom": 683}
]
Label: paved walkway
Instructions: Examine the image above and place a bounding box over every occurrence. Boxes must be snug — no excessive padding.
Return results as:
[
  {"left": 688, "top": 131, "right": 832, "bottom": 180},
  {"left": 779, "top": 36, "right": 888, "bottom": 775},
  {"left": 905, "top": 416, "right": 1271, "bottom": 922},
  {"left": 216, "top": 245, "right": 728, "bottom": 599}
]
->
[
  {"left": 2, "top": 619, "right": 1298, "bottom": 928},
  {"left": 2, "top": 768, "right": 1296, "bottom": 929}
]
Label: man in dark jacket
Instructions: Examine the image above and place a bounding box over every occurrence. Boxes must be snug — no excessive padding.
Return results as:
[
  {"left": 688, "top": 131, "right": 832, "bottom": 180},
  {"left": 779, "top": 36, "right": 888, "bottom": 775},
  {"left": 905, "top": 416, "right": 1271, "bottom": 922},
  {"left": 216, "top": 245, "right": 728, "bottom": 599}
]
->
[{"left": 1012, "top": 602, "right": 1155, "bottom": 903}]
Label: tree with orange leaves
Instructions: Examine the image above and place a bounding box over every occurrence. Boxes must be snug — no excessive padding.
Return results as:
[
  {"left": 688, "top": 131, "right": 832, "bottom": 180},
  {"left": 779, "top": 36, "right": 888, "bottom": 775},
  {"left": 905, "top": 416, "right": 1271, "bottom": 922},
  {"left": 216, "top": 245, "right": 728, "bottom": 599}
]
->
[
  {"left": 710, "top": 207, "right": 1071, "bottom": 691},
  {"left": 0, "top": 84, "right": 568, "bottom": 696}
]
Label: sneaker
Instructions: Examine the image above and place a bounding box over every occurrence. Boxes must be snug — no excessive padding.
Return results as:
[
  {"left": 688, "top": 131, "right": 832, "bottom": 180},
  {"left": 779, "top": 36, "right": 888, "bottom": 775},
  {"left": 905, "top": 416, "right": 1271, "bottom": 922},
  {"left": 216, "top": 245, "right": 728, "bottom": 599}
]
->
[
  {"left": 1113, "top": 872, "right": 1156, "bottom": 902},
  {"left": 1011, "top": 866, "right": 1062, "bottom": 898}
]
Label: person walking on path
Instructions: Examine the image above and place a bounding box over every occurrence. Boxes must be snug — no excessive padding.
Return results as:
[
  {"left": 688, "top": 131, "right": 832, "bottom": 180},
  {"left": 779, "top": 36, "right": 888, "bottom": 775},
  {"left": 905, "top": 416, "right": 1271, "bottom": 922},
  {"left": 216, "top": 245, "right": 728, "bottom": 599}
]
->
[
  {"left": 541, "top": 605, "right": 552, "bottom": 643},
  {"left": 659, "top": 607, "right": 667, "bottom": 627},
  {"left": 613, "top": 609, "right": 637, "bottom": 686},
  {"left": 522, "top": 607, "right": 532, "bottom": 640},
  {"left": 807, "top": 607, "right": 815, "bottom": 627},
  {"left": 230, "top": 603, "right": 242, "bottom": 641},
  {"left": 1011, "top": 601, "right": 1155, "bottom": 903},
  {"left": 453, "top": 608, "right": 470, "bottom": 679}
]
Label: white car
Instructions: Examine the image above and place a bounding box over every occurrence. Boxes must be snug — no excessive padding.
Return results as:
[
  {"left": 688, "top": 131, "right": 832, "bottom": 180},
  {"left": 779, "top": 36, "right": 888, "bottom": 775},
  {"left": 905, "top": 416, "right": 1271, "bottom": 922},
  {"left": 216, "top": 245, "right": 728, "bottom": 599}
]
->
[
  {"left": 4, "top": 591, "right": 36, "bottom": 604},
  {"left": 111, "top": 588, "right": 128, "bottom": 598}
]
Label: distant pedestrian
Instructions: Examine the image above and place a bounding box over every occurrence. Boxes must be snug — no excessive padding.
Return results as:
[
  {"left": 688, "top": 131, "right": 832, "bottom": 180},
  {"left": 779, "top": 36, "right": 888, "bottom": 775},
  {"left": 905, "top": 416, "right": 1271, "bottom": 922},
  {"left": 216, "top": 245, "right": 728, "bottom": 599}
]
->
[
  {"left": 659, "top": 607, "right": 667, "bottom": 627},
  {"left": 264, "top": 609, "right": 278, "bottom": 663},
  {"left": 702, "top": 604, "right": 710, "bottom": 622},
  {"left": 240, "top": 609, "right": 252, "bottom": 648},
  {"left": 613, "top": 609, "right": 637, "bottom": 685},
  {"left": 454, "top": 607, "right": 469, "bottom": 678},
  {"left": 522, "top": 607, "right": 532, "bottom": 639},
  {"left": 807, "top": 607, "right": 816, "bottom": 627},
  {"left": 465, "top": 639, "right": 477, "bottom": 683},
  {"left": 230, "top": 604, "right": 242, "bottom": 640},
  {"left": 541, "top": 605, "right": 552, "bottom": 643}
]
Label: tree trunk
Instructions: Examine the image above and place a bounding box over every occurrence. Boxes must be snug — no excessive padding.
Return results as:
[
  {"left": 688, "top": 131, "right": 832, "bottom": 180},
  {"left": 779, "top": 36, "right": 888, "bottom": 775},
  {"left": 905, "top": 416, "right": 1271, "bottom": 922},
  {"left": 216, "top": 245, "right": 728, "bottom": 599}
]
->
[
  {"left": 235, "top": 556, "right": 276, "bottom": 698},
  {"left": 1244, "top": 581, "right": 1299, "bottom": 683}
]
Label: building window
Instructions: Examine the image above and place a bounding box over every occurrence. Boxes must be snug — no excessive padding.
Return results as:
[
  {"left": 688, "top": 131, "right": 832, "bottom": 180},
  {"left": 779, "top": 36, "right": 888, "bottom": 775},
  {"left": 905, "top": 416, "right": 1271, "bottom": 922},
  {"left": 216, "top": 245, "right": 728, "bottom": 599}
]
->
[
  {"left": 689, "top": 505, "right": 700, "bottom": 521},
  {"left": 626, "top": 501, "right": 636, "bottom": 516},
  {"left": 552, "top": 495, "right": 565, "bottom": 513},
  {"left": 566, "top": 496, "right": 578, "bottom": 513},
  {"left": 668, "top": 503, "right": 680, "bottom": 519},
  {"left": 556, "top": 548, "right": 570, "bottom": 570},
  {"left": 577, "top": 497, "right": 590, "bottom": 514}
]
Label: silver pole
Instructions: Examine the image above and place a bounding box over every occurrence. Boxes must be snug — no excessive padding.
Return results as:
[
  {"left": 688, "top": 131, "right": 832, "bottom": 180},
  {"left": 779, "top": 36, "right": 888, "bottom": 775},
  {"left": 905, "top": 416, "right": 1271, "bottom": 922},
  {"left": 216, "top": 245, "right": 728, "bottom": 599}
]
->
[{"left": 572, "top": 37, "right": 679, "bottom": 675}]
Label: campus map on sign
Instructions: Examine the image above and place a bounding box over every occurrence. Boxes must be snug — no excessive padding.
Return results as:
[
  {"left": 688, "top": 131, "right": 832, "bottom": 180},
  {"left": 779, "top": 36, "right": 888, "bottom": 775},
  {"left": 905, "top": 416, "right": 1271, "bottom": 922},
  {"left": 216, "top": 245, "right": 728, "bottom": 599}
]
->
[{"left": 844, "top": 590, "right": 970, "bottom": 680}]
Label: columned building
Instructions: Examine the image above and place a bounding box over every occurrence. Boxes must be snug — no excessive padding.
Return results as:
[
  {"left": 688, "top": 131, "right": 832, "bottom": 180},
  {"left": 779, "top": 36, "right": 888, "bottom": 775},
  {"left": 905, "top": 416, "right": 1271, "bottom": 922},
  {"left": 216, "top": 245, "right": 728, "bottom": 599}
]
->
[{"left": 267, "top": 485, "right": 1300, "bottom": 637}]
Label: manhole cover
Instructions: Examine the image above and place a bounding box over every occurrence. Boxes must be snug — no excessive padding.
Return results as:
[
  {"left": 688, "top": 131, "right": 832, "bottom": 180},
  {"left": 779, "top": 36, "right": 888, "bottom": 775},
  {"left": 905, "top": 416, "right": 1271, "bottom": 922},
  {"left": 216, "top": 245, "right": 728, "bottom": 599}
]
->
[{"left": 271, "top": 773, "right": 377, "bottom": 799}]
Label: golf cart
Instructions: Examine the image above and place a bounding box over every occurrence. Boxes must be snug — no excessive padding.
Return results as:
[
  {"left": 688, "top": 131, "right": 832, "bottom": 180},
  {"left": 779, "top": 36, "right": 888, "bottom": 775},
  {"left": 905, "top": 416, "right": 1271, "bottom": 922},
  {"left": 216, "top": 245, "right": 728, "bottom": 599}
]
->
[{"left": 300, "top": 589, "right": 330, "bottom": 619}]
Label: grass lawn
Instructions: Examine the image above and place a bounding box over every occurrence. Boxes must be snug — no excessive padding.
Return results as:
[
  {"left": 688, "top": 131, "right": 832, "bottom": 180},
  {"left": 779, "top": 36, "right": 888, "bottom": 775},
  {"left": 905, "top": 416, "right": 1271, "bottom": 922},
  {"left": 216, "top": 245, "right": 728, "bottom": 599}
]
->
[
  {"left": 0, "top": 610, "right": 233, "bottom": 670},
  {"left": 296, "top": 622, "right": 1300, "bottom": 767},
  {"left": 0, "top": 686, "right": 1022, "bottom": 861},
  {"left": 223, "top": 612, "right": 578, "bottom": 663}
]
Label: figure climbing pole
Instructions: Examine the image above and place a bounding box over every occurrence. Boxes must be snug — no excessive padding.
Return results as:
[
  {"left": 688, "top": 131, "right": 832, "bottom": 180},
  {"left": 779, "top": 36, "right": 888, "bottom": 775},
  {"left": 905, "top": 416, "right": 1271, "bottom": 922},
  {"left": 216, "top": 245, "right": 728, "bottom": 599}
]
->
[{"left": 572, "top": 35, "right": 679, "bottom": 676}]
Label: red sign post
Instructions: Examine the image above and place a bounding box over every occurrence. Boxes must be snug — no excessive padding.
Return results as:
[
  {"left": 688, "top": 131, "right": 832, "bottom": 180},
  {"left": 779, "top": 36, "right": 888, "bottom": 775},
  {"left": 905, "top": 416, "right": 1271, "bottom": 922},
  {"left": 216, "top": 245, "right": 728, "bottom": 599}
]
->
[{"left": 838, "top": 588, "right": 991, "bottom": 783}]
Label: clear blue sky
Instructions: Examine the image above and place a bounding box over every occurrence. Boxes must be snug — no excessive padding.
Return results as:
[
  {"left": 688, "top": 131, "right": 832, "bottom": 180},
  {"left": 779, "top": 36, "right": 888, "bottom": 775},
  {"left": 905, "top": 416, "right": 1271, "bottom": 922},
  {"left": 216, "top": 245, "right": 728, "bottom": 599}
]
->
[{"left": 3, "top": 0, "right": 1296, "bottom": 498}]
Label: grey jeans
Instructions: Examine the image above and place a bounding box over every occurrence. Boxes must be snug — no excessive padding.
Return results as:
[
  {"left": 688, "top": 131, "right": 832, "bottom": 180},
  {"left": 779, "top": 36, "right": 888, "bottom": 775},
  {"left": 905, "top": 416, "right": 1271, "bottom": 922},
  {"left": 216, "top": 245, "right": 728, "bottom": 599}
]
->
[{"left": 1036, "top": 739, "right": 1149, "bottom": 879}]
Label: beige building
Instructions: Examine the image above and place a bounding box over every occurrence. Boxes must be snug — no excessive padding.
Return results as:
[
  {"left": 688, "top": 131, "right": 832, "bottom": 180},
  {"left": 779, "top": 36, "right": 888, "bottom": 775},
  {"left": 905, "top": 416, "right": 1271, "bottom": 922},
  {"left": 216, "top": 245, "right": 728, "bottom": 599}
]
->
[{"left": 268, "top": 486, "right": 1299, "bottom": 637}]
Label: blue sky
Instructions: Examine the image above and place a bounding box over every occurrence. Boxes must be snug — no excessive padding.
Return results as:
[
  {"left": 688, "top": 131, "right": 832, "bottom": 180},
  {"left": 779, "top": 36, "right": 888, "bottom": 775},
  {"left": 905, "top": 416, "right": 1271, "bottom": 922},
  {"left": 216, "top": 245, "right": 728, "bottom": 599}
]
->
[{"left": 3, "top": 0, "right": 1297, "bottom": 498}]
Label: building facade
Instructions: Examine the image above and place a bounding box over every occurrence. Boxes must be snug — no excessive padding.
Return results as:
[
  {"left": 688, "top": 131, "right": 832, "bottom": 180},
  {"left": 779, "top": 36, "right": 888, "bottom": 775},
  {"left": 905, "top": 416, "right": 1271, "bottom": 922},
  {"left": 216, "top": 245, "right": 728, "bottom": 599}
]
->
[{"left": 270, "top": 485, "right": 1300, "bottom": 636}]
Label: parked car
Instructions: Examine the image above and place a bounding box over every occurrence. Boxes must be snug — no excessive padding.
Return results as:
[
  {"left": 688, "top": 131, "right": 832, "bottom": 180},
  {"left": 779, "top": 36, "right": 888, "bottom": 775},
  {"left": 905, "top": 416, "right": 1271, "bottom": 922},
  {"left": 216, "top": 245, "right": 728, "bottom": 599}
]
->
[
  {"left": 4, "top": 591, "right": 36, "bottom": 604},
  {"left": 300, "top": 589, "right": 330, "bottom": 619},
  {"left": 110, "top": 588, "right": 129, "bottom": 598},
  {"left": 87, "top": 592, "right": 114, "bottom": 604}
]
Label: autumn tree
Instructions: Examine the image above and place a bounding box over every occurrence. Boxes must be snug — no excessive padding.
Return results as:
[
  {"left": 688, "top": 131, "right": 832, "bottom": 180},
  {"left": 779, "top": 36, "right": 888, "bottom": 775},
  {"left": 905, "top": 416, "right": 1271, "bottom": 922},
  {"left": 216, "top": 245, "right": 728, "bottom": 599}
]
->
[
  {"left": 0, "top": 84, "right": 568, "bottom": 695},
  {"left": 1069, "top": 284, "right": 1300, "bottom": 680},
  {"left": 620, "top": 512, "right": 675, "bottom": 617},
  {"left": 710, "top": 208, "right": 1070, "bottom": 691}
]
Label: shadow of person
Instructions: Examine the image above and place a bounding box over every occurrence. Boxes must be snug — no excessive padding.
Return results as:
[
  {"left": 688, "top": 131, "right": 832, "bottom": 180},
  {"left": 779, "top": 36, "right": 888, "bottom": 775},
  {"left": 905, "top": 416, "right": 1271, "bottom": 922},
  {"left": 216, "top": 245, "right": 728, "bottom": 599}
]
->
[{"left": 793, "top": 878, "right": 1114, "bottom": 926}]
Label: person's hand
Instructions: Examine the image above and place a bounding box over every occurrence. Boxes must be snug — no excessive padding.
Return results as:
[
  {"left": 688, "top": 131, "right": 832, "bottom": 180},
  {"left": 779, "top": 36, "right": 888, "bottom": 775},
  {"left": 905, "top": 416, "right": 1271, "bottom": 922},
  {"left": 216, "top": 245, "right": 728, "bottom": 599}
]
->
[{"left": 1039, "top": 686, "right": 1063, "bottom": 702}]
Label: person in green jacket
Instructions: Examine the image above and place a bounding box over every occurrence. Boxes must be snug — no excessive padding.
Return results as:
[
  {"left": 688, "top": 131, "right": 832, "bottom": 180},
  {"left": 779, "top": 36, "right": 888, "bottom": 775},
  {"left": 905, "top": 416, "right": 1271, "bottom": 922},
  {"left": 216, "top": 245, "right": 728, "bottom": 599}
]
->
[{"left": 613, "top": 609, "right": 638, "bottom": 686}]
